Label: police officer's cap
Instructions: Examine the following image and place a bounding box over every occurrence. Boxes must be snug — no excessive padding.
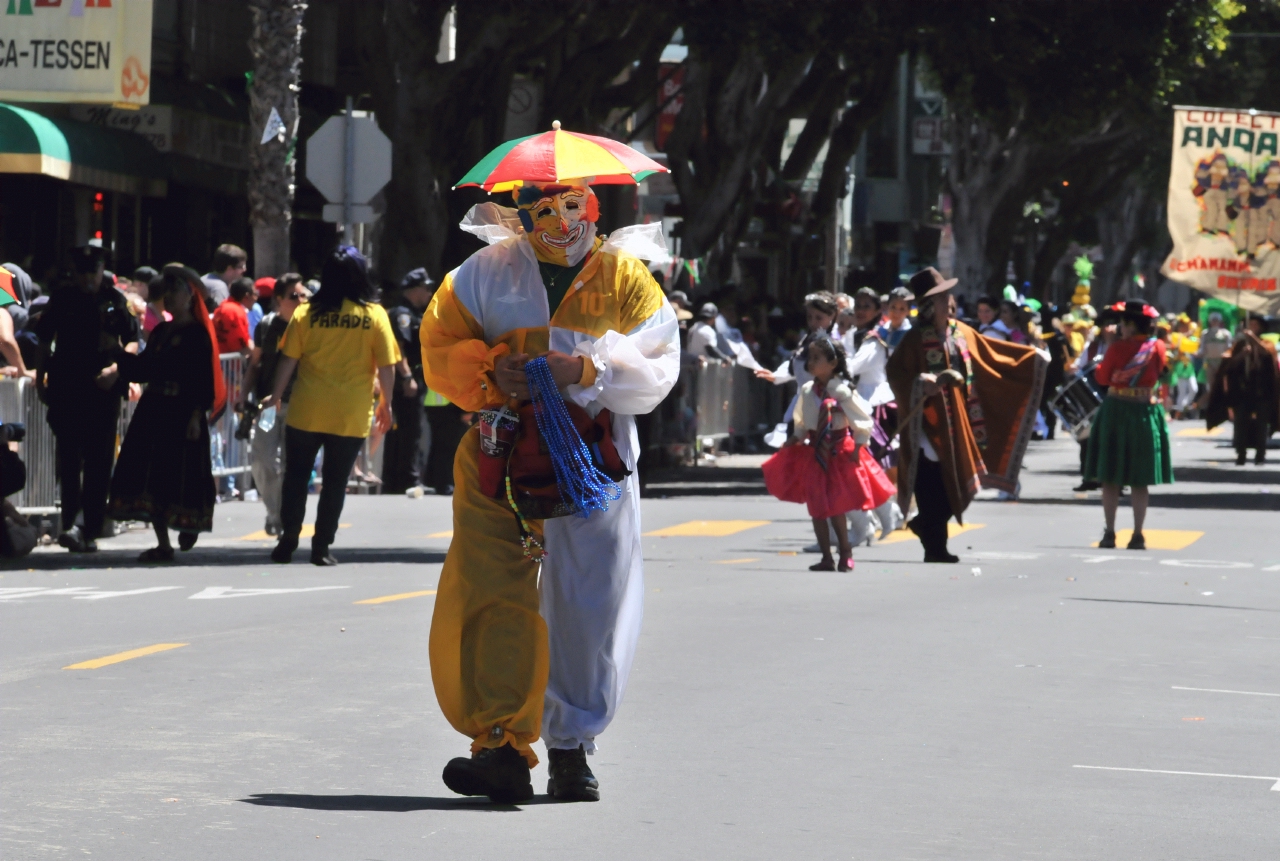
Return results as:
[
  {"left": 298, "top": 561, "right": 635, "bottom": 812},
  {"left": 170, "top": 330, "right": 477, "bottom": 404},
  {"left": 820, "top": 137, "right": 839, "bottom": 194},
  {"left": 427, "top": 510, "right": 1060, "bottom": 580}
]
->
[
  {"left": 400, "top": 267, "right": 434, "bottom": 291},
  {"left": 70, "top": 244, "right": 105, "bottom": 274}
]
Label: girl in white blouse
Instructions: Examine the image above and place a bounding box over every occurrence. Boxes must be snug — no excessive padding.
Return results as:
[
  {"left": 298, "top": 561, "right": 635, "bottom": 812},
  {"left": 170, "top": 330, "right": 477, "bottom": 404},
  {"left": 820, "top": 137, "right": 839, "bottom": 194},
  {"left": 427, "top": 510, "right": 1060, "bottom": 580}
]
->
[{"left": 762, "top": 336, "right": 896, "bottom": 571}]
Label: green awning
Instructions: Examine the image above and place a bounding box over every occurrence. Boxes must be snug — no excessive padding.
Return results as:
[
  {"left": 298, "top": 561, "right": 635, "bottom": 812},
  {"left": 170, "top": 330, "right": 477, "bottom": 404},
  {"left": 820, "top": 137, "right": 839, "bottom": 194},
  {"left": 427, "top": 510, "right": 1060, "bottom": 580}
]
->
[{"left": 0, "top": 103, "right": 167, "bottom": 197}]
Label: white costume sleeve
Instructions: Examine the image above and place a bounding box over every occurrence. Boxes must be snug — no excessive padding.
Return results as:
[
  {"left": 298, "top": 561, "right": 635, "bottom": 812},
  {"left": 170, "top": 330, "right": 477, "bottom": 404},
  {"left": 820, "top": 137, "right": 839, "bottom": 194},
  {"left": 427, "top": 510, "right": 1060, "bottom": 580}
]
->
[
  {"left": 770, "top": 356, "right": 794, "bottom": 384},
  {"left": 832, "top": 381, "right": 874, "bottom": 445},
  {"left": 791, "top": 381, "right": 811, "bottom": 436},
  {"left": 567, "top": 301, "right": 681, "bottom": 415},
  {"left": 847, "top": 337, "right": 881, "bottom": 378}
]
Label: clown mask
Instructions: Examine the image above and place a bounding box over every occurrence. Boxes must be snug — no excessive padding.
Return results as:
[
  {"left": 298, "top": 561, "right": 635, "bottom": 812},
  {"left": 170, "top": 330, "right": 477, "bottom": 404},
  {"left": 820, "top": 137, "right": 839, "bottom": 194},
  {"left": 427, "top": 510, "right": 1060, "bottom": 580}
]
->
[{"left": 514, "top": 184, "right": 599, "bottom": 267}]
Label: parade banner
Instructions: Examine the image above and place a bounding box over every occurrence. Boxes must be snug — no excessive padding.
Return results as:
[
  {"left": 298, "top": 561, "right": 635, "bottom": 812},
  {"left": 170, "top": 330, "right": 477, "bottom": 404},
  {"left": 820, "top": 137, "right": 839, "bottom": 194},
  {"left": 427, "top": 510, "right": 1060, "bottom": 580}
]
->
[
  {"left": 0, "top": 0, "right": 152, "bottom": 106},
  {"left": 1162, "top": 105, "right": 1280, "bottom": 314}
]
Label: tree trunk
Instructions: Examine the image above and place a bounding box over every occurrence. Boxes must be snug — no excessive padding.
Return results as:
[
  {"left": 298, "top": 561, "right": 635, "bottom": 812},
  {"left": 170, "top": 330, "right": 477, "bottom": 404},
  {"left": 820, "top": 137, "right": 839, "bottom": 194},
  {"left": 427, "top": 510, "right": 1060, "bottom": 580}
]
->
[
  {"left": 1094, "top": 175, "right": 1151, "bottom": 306},
  {"left": 247, "top": 0, "right": 307, "bottom": 279}
]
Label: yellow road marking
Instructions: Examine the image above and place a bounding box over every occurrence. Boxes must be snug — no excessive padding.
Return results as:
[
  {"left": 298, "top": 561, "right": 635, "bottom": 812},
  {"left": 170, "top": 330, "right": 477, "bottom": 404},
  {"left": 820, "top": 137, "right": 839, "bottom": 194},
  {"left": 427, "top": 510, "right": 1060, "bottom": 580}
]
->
[
  {"left": 713, "top": 558, "right": 759, "bottom": 564},
  {"left": 64, "top": 643, "right": 188, "bottom": 670},
  {"left": 878, "top": 523, "right": 986, "bottom": 545},
  {"left": 354, "top": 590, "right": 437, "bottom": 605},
  {"left": 238, "top": 523, "right": 350, "bottom": 541},
  {"left": 644, "top": 520, "right": 769, "bottom": 537},
  {"left": 1092, "top": 529, "right": 1203, "bottom": 550},
  {"left": 426, "top": 530, "right": 453, "bottom": 539},
  {"left": 1176, "top": 427, "right": 1225, "bottom": 437}
]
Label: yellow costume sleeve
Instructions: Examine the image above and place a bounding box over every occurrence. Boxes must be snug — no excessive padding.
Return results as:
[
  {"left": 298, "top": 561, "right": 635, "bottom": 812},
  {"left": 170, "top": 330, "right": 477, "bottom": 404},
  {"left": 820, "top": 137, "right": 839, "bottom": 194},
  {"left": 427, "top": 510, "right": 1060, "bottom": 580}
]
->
[{"left": 420, "top": 273, "right": 508, "bottom": 412}]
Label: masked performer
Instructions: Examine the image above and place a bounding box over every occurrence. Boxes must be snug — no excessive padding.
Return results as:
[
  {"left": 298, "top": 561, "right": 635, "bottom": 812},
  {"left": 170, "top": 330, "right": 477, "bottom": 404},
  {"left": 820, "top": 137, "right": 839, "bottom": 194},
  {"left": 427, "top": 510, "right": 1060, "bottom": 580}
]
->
[
  {"left": 1084, "top": 301, "right": 1172, "bottom": 549},
  {"left": 107, "top": 266, "right": 225, "bottom": 561},
  {"left": 762, "top": 336, "right": 895, "bottom": 571},
  {"left": 421, "top": 140, "right": 677, "bottom": 803},
  {"left": 1207, "top": 312, "right": 1278, "bottom": 465},
  {"left": 886, "top": 268, "right": 1047, "bottom": 562}
]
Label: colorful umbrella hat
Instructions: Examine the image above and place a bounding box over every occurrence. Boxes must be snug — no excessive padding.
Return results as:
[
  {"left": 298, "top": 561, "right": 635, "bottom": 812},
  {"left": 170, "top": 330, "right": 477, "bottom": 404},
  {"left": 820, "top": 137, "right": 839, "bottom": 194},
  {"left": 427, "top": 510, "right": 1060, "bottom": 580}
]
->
[{"left": 455, "top": 120, "right": 668, "bottom": 192}]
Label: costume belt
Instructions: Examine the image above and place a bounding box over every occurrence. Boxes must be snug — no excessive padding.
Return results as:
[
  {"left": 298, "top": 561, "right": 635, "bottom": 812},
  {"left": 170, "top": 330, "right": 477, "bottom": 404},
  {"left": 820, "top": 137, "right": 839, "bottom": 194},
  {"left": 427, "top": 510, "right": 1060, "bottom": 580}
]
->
[{"left": 1107, "top": 386, "right": 1155, "bottom": 403}]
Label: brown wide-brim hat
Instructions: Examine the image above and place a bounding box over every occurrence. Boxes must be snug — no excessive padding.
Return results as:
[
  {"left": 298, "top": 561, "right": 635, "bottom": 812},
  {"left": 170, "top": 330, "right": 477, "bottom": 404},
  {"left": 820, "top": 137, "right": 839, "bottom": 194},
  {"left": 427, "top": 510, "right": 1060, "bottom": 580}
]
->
[{"left": 907, "top": 267, "right": 958, "bottom": 300}]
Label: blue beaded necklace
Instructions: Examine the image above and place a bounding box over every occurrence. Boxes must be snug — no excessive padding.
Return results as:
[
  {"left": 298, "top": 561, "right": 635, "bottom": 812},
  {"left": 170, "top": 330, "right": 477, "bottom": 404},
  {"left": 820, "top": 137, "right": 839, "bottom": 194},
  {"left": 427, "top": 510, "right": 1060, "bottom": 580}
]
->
[{"left": 525, "top": 356, "right": 622, "bottom": 517}]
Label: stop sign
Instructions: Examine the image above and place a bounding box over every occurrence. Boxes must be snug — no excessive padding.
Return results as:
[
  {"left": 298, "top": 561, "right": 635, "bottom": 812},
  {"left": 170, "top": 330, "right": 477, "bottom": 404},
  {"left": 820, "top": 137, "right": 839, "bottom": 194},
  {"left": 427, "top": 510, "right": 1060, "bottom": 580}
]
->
[{"left": 304, "top": 113, "right": 392, "bottom": 204}]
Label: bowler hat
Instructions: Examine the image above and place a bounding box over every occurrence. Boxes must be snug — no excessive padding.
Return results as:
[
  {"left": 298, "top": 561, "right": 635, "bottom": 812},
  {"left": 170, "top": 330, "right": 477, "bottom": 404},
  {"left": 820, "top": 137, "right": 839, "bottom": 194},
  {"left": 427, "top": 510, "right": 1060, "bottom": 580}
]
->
[{"left": 907, "top": 267, "right": 957, "bottom": 300}]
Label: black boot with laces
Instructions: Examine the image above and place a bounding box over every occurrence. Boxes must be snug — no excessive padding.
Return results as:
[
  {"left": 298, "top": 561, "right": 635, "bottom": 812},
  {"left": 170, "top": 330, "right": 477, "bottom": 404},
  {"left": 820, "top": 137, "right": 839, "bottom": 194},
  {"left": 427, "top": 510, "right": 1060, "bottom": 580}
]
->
[
  {"left": 441, "top": 743, "right": 533, "bottom": 803},
  {"left": 547, "top": 744, "right": 600, "bottom": 802}
]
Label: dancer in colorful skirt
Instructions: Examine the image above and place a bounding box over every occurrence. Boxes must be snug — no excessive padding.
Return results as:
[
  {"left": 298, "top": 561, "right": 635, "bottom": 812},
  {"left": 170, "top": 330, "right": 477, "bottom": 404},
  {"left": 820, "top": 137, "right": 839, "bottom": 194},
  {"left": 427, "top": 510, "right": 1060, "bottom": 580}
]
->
[
  {"left": 762, "top": 336, "right": 895, "bottom": 571},
  {"left": 1084, "top": 301, "right": 1172, "bottom": 550},
  {"left": 421, "top": 124, "right": 677, "bottom": 803}
]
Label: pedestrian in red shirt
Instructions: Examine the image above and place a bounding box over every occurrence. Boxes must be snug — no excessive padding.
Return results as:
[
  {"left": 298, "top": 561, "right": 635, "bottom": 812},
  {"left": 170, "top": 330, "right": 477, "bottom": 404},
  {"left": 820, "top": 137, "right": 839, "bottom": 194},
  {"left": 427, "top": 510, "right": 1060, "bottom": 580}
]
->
[{"left": 212, "top": 277, "right": 256, "bottom": 357}]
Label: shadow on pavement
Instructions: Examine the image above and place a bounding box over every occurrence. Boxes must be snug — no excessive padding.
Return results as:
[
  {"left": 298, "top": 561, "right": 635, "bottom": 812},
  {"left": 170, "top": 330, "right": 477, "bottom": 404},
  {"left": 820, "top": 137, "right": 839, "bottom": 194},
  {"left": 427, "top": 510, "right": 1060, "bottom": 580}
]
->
[
  {"left": 1172, "top": 466, "right": 1280, "bottom": 484},
  {"left": 1147, "top": 492, "right": 1280, "bottom": 511},
  {"left": 239, "top": 792, "right": 559, "bottom": 811},
  {"left": 5, "top": 546, "right": 448, "bottom": 571},
  {"left": 1067, "top": 597, "right": 1280, "bottom": 613}
]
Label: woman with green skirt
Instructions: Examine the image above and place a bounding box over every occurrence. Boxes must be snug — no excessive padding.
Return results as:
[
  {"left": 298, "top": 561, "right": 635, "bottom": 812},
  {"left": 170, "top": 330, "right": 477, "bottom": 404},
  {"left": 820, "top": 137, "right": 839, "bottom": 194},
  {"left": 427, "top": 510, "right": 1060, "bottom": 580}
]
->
[{"left": 1084, "top": 301, "right": 1172, "bottom": 549}]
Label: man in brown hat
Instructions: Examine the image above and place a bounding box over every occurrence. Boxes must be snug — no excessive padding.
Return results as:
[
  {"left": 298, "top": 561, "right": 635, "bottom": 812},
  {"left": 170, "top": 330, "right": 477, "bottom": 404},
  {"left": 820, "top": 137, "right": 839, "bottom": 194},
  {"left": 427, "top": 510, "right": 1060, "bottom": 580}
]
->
[{"left": 886, "top": 268, "right": 1047, "bottom": 561}]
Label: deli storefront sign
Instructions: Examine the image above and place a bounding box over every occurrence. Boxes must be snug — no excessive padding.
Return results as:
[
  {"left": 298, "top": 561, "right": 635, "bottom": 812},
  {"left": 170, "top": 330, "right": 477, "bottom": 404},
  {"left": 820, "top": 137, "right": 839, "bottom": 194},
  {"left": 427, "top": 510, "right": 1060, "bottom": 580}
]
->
[{"left": 0, "top": 0, "right": 152, "bottom": 106}]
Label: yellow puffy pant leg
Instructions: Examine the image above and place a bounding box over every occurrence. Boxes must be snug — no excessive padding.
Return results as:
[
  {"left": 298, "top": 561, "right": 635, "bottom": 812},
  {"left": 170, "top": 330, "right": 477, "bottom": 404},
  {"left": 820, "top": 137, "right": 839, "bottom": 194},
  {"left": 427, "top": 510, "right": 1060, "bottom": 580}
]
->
[{"left": 428, "top": 428, "right": 547, "bottom": 768}]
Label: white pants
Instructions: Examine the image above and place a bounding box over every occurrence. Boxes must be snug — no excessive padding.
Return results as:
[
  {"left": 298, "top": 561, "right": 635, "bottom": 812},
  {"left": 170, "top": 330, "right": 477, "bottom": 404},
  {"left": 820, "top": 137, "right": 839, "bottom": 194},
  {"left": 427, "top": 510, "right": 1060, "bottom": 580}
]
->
[
  {"left": 249, "top": 404, "right": 287, "bottom": 530},
  {"left": 539, "top": 457, "right": 644, "bottom": 754}
]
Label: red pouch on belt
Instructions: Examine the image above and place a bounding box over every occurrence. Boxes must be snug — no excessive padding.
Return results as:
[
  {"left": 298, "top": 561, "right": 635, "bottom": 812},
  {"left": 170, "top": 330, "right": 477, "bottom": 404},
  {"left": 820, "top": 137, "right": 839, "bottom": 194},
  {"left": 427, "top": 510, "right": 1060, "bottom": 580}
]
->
[{"left": 477, "top": 402, "right": 630, "bottom": 519}]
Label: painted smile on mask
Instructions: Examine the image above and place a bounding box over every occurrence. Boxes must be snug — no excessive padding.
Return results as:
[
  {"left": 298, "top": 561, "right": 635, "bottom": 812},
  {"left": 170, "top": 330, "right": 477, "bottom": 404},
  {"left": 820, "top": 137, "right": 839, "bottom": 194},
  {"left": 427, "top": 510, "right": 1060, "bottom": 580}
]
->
[{"left": 539, "top": 221, "right": 587, "bottom": 249}]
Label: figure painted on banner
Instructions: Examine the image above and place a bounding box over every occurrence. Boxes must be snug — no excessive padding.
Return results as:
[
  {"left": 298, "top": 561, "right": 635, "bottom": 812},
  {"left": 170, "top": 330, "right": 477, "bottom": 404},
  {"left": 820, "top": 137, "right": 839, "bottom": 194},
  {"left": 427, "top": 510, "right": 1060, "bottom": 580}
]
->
[
  {"left": 1193, "top": 153, "right": 1233, "bottom": 236},
  {"left": 106, "top": 266, "right": 224, "bottom": 562},
  {"left": 1251, "top": 161, "right": 1280, "bottom": 254},
  {"left": 1228, "top": 170, "right": 1255, "bottom": 255}
]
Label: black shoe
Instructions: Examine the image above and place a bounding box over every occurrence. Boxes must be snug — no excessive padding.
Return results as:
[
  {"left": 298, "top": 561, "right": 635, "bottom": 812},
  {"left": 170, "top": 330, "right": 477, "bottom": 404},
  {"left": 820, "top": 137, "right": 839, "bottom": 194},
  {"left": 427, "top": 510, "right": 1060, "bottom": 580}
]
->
[
  {"left": 1127, "top": 532, "right": 1146, "bottom": 550},
  {"left": 1256, "top": 453, "right": 1266, "bottom": 465},
  {"left": 434, "top": 485, "right": 454, "bottom": 496},
  {"left": 81, "top": 538, "right": 98, "bottom": 552},
  {"left": 1073, "top": 481, "right": 1101, "bottom": 492},
  {"left": 442, "top": 744, "right": 533, "bottom": 803},
  {"left": 1098, "top": 529, "right": 1116, "bottom": 549},
  {"left": 923, "top": 552, "right": 960, "bottom": 563},
  {"left": 310, "top": 548, "right": 338, "bottom": 566},
  {"left": 178, "top": 532, "right": 197, "bottom": 551},
  {"left": 271, "top": 537, "right": 298, "bottom": 564},
  {"left": 547, "top": 744, "right": 600, "bottom": 802},
  {"left": 57, "top": 526, "right": 85, "bottom": 553},
  {"left": 1237, "top": 452, "right": 1247, "bottom": 466}
]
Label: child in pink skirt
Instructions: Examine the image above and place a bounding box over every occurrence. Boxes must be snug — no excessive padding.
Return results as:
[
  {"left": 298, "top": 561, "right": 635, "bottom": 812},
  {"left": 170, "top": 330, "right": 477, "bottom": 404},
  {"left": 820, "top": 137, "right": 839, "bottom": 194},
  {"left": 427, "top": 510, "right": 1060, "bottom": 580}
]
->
[{"left": 762, "top": 336, "right": 896, "bottom": 571}]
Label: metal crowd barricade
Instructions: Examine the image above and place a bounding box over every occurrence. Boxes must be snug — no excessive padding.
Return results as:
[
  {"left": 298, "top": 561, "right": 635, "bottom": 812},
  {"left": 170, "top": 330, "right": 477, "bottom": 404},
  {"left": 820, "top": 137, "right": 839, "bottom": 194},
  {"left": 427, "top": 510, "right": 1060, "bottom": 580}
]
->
[
  {"left": 213, "top": 353, "right": 251, "bottom": 479},
  {"left": 0, "top": 377, "right": 58, "bottom": 514},
  {"left": 646, "top": 356, "right": 789, "bottom": 466}
]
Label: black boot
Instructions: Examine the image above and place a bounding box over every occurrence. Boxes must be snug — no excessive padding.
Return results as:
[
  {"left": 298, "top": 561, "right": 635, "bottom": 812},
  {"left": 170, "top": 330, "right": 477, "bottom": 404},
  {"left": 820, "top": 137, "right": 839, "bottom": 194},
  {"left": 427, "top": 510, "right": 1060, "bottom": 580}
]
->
[
  {"left": 310, "top": 546, "right": 338, "bottom": 566},
  {"left": 1237, "top": 450, "right": 1247, "bottom": 466},
  {"left": 271, "top": 536, "right": 298, "bottom": 564},
  {"left": 442, "top": 744, "right": 533, "bottom": 803},
  {"left": 547, "top": 745, "right": 600, "bottom": 802}
]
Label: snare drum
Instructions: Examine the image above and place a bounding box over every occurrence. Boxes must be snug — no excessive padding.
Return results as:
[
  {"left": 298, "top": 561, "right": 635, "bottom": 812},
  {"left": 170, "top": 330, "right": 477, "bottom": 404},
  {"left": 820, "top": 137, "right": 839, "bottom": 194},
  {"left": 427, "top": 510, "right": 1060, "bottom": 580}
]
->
[{"left": 1049, "top": 365, "right": 1102, "bottom": 441}]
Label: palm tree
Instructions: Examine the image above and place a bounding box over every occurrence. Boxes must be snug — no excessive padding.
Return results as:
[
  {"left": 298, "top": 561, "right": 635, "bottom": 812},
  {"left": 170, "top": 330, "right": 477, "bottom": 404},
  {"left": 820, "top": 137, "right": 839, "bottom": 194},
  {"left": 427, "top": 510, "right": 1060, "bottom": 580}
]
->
[{"left": 247, "top": 0, "right": 307, "bottom": 280}]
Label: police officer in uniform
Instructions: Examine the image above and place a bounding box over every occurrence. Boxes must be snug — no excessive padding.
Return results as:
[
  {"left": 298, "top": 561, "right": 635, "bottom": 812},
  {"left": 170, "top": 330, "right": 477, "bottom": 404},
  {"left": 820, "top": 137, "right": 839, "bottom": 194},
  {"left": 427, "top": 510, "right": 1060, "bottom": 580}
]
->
[
  {"left": 380, "top": 268, "right": 434, "bottom": 493},
  {"left": 35, "top": 245, "right": 139, "bottom": 552}
]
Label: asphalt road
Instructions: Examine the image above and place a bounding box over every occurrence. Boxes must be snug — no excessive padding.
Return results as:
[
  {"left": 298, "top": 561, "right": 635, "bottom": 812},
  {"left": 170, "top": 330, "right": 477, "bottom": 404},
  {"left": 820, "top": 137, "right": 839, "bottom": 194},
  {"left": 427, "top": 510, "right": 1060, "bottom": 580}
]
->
[{"left": 3, "top": 419, "right": 1278, "bottom": 860}]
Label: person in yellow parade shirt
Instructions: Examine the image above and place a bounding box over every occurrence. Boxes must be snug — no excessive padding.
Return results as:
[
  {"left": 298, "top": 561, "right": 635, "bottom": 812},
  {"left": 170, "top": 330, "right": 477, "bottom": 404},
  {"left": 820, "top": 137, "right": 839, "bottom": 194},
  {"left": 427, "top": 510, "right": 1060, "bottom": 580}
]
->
[
  {"left": 420, "top": 186, "right": 679, "bottom": 803},
  {"left": 262, "top": 246, "right": 401, "bottom": 566}
]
